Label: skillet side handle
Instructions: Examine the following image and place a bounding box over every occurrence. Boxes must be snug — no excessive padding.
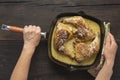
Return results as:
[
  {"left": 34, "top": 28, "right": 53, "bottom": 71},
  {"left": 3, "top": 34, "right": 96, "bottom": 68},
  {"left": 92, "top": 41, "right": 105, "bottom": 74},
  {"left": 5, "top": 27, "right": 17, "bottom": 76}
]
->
[{"left": 78, "top": 11, "right": 86, "bottom": 15}]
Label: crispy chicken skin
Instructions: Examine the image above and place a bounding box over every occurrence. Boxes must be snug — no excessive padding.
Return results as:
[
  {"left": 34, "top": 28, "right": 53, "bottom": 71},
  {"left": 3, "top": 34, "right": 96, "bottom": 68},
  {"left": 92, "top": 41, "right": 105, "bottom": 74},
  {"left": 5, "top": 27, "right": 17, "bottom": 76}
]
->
[
  {"left": 54, "top": 23, "right": 75, "bottom": 58},
  {"left": 54, "top": 16, "right": 100, "bottom": 62},
  {"left": 74, "top": 43, "right": 89, "bottom": 62},
  {"left": 62, "top": 16, "right": 95, "bottom": 41},
  {"left": 74, "top": 34, "right": 100, "bottom": 62}
]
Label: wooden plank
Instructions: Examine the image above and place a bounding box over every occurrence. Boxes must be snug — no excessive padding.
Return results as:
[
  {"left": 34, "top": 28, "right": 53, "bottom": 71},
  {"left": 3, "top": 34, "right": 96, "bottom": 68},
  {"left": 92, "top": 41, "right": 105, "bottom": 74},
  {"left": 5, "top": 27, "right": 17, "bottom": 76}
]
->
[
  {"left": 0, "top": 41, "right": 119, "bottom": 80},
  {"left": 0, "top": 41, "right": 119, "bottom": 79},
  {"left": 0, "top": 1, "right": 119, "bottom": 80},
  {"left": 0, "top": 40, "right": 95, "bottom": 80},
  {"left": 0, "top": 0, "right": 120, "bottom": 5},
  {"left": 0, "top": 41, "right": 23, "bottom": 80},
  {"left": 0, "top": 4, "right": 119, "bottom": 41}
]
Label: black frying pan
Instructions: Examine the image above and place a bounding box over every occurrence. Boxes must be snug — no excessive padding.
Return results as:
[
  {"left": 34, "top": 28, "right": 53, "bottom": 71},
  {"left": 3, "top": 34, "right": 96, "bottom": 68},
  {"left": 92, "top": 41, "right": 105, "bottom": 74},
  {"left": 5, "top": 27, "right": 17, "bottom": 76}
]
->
[
  {"left": 1, "top": 11, "right": 105, "bottom": 71},
  {"left": 47, "top": 11, "right": 105, "bottom": 71}
]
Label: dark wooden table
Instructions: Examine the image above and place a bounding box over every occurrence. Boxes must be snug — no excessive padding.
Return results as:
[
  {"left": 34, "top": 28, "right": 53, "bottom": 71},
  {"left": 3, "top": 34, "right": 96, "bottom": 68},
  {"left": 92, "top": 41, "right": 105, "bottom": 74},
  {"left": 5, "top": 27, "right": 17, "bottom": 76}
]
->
[{"left": 0, "top": 0, "right": 120, "bottom": 80}]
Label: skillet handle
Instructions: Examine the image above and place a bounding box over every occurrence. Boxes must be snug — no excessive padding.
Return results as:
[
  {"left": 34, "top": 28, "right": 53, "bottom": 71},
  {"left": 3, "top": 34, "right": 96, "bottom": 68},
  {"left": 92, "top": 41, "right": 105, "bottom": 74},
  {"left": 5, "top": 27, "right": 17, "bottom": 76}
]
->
[
  {"left": 1, "top": 24, "right": 47, "bottom": 39},
  {"left": 40, "top": 32, "right": 47, "bottom": 39}
]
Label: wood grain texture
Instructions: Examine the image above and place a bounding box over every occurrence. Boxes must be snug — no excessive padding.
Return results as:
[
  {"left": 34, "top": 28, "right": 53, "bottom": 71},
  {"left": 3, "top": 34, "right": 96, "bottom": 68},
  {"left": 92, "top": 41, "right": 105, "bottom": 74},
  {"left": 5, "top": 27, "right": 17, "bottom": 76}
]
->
[
  {"left": 0, "top": 0, "right": 119, "bottom": 80},
  {"left": 0, "top": 4, "right": 119, "bottom": 40},
  {"left": 0, "top": 0, "right": 120, "bottom": 5}
]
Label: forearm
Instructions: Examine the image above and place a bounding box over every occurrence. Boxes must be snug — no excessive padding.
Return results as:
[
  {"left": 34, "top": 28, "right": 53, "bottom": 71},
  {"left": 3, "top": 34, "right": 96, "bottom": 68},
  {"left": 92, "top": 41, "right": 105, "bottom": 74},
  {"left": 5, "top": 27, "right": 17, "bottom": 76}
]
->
[
  {"left": 95, "top": 61, "right": 114, "bottom": 80},
  {"left": 10, "top": 45, "right": 35, "bottom": 80},
  {"left": 96, "top": 33, "right": 117, "bottom": 80}
]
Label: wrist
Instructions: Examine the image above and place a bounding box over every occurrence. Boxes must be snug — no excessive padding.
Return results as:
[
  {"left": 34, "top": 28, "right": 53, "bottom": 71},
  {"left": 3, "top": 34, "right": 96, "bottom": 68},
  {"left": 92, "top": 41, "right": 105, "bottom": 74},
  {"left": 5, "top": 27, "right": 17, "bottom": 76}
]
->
[
  {"left": 23, "top": 44, "right": 36, "bottom": 50},
  {"left": 104, "top": 59, "right": 114, "bottom": 69},
  {"left": 22, "top": 44, "right": 36, "bottom": 56},
  {"left": 106, "top": 58, "right": 114, "bottom": 64}
]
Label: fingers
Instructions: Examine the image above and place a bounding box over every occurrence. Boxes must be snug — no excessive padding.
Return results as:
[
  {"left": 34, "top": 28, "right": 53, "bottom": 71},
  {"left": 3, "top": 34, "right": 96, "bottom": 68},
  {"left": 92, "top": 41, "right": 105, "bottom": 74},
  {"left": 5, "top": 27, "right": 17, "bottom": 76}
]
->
[
  {"left": 36, "top": 26, "right": 41, "bottom": 35},
  {"left": 109, "top": 33, "right": 116, "bottom": 44},
  {"left": 24, "top": 25, "right": 28, "bottom": 32},
  {"left": 106, "top": 32, "right": 118, "bottom": 48},
  {"left": 24, "top": 25, "right": 41, "bottom": 34},
  {"left": 105, "top": 32, "right": 111, "bottom": 47}
]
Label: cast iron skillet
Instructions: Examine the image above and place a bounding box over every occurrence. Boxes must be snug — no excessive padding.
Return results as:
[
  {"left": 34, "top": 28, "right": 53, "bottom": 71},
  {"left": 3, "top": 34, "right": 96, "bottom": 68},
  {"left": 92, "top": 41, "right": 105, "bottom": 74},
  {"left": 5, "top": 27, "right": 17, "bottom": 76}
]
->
[
  {"left": 1, "top": 11, "right": 105, "bottom": 71},
  {"left": 48, "top": 11, "right": 105, "bottom": 71}
]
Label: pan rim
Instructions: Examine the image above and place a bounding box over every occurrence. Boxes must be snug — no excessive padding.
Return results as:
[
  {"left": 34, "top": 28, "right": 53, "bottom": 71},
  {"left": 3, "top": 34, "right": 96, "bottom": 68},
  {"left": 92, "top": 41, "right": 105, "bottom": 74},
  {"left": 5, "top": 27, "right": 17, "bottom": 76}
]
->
[{"left": 48, "top": 11, "right": 105, "bottom": 70}]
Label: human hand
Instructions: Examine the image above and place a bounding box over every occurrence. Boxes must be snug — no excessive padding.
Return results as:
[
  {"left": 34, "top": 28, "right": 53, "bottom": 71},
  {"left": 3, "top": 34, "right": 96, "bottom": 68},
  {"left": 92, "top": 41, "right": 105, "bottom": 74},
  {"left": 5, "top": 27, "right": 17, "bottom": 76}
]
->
[
  {"left": 104, "top": 32, "right": 118, "bottom": 64},
  {"left": 23, "top": 25, "right": 41, "bottom": 49}
]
